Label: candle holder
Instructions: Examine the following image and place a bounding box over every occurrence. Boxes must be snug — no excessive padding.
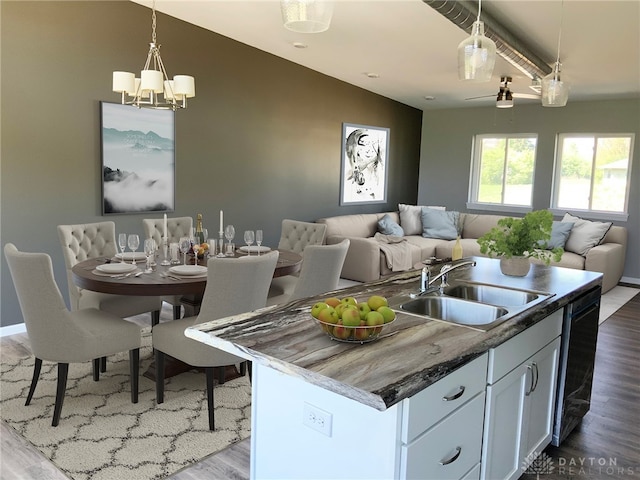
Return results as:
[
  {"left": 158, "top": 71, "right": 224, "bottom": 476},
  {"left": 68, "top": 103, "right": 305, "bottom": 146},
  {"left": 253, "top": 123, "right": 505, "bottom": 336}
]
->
[
  {"left": 217, "top": 232, "right": 225, "bottom": 258},
  {"left": 160, "top": 237, "right": 171, "bottom": 266}
]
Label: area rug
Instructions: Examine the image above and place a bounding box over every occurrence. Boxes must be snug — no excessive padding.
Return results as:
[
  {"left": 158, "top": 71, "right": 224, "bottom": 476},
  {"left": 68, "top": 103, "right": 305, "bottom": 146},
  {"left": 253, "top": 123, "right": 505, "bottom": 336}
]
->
[{"left": 0, "top": 330, "right": 251, "bottom": 480}]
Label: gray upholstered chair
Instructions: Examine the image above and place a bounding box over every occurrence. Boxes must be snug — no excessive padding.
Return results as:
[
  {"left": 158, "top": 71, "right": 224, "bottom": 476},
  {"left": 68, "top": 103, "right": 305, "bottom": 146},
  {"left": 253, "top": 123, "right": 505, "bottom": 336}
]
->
[
  {"left": 267, "top": 239, "right": 350, "bottom": 306},
  {"left": 142, "top": 216, "right": 193, "bottom": 319},
  {"left": 152, "top": 250, "right": 279, "bottom": 430},
  {"left": 277, "top": 219, "right": 327, "bottom": 254},
  {"left": 4, "top": 243, "right": 142, "bottom": 427},
  {"left": 57, "top": 222, "right": 161, "bottom": 322}
]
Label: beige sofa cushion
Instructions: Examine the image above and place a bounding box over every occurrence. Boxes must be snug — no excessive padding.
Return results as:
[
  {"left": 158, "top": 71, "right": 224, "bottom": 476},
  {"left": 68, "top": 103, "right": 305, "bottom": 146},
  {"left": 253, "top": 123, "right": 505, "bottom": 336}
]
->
[
  {"left": 460, "top": 213, "right": 505, "bottom": 239},
  {"left": 318, "top": 212, "right": 396, "bottom": 238}
]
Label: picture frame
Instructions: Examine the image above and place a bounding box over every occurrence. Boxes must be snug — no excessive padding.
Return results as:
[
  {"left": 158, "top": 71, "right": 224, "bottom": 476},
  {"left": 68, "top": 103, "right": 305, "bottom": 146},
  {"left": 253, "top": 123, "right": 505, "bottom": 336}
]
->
[
  {"left": 100, "top": 102, "right": 175, "bottom": 215},
  {"left": 340, "top": 123, "right": 389, "bottom": 205}
]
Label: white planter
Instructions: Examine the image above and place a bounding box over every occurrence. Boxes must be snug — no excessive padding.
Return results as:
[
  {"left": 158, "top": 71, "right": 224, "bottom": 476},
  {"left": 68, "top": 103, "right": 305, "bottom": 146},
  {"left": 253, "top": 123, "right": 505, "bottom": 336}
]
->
[{"left": 500, "top": 256, "right": 531, "bottom": 277}]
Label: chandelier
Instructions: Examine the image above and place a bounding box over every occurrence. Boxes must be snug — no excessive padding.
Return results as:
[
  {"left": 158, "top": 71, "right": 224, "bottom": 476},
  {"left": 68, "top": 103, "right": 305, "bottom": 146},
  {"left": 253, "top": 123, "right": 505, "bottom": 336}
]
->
[
  {"left": 112, "top": 1, "right": 195, "bottom": 110},
  {"left": 541, "top": 0, "right": 569, "bottom": 107},
  {"left": 280, "top": 0, "right": 334, "bottom": 33},
  {"left": 457, "top": 0, "right": 496, "bottom": 82}
]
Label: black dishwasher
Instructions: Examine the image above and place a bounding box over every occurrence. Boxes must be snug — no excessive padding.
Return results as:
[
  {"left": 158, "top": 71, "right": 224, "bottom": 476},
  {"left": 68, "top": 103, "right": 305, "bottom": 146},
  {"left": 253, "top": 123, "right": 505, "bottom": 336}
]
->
[{"left": 552, "top": 285, "right": 601, "bottom": 446}]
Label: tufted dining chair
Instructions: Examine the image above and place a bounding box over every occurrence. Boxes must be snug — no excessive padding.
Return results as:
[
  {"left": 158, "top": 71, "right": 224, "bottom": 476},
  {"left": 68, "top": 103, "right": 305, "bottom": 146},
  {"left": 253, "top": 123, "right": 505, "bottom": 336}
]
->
[
  {"left": 152, "top": 250, "right": 279, "bottom": 430},
  {"left": 57, "top": 221, "right": 161, "bottom": 323},
  {"left": 267, "top": 239, "right": 350, "bottom": 306},
  {"left": 277, "top": 219, "right": 327, "bottom": 254},
  {"left": 4, "top": 243, "right": 142, "bottom": 427},
  {"left": 142, "top": 216, "right": 193, "bottom": 319}
]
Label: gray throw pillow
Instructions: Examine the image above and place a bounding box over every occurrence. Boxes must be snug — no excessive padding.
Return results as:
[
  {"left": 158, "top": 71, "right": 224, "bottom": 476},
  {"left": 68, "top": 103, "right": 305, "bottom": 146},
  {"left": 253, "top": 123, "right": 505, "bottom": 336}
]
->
[
  {"left": 543, "top": 221, "right": 574, "bottom": 249},
  {"left": 562, "top": 213, "right": 612, "bottom": 256},
  {"left": 421, "top": 208, "right": 459, "bottom": 240},
  {"left": 378, "top": 214, "right": 404, "bottom": 236}
]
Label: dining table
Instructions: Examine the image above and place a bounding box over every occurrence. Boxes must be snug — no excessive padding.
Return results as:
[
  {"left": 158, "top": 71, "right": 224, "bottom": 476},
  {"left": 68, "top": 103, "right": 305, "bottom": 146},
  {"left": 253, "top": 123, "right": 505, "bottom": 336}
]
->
[{"left": 71, "top": 248, "right": 303, "bottom": 381}]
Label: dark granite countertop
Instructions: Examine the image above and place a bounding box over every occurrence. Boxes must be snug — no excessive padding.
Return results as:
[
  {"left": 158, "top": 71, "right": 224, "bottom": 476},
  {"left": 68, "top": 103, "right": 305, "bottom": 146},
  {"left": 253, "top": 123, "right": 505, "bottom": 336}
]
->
[{"left": 185, "top": 256, "right": 602, "bottom": 411}]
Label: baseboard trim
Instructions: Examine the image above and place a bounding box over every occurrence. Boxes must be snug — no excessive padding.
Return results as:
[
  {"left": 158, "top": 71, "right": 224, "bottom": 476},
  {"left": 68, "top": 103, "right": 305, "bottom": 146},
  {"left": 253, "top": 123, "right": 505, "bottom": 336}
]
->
[
  {"left": 620, "top": 276, "right": 640, "bottom": 287},
  {"left": 0, "top": 322, "right": 26, "bottom": 338}
]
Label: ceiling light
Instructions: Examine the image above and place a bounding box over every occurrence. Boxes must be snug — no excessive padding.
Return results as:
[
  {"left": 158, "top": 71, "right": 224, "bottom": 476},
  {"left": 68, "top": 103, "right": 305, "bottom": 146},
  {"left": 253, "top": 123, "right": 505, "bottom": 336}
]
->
[
  {"left": 541, "top": 0, "right": 569, "bottom": 107},
  {"left": 366, "top": 72, "right": 380, "bottom": 79},
  {"left": 280, "top": 0, "right": 334, "bottom": 34},
  {"left": 496, "top": 84, "right": 513, "bottom": 108},
  {"left": 112, "top": 0, "right": 195, "bottom": 110},
  {"left": 457, "top": 0, "right": 496, "bottom": 82}
]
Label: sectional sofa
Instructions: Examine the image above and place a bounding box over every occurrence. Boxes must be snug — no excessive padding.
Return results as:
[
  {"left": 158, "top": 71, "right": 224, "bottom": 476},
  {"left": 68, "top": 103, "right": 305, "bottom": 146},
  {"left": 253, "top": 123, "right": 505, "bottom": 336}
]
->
[{"left": 316, "top": 208, "right": 627, "bottom": 293}]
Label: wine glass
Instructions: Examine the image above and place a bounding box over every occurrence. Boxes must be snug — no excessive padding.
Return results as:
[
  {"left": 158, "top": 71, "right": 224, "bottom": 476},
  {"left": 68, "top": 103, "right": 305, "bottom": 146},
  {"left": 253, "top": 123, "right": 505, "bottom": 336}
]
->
[
  {"left": 127, "top": 234, "right": 140, "bottom": 265},
  {"left": 244, "top": 230, "right": 255, "bottom": 255},
  {"left": 143, "top": 238, "right": 156, "bottom": 273},
  {"left": 118, "top": 233, "right": 127, "bottom": 263},
  {"left": 179, "top": 237, "right": 191, "bottom": 265},
  {"left": 255, "top": 230, "right": 263, "bottom": 256},
  {"left": 224, "top": 225, "right": 235, "bottom": 255}
]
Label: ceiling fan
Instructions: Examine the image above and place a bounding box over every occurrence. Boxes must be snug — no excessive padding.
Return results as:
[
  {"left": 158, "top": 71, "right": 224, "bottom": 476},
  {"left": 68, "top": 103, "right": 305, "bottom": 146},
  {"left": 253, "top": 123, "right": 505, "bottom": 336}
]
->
[{"left": 465, "top": 76, "right": 540, "bottom": 108}]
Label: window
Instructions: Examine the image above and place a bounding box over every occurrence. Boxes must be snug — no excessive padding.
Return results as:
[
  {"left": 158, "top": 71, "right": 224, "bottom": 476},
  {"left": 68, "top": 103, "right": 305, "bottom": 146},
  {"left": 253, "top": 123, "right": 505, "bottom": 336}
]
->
[
  {"left": 469, "top": 134, "right": 537, "bottom": 210},
  {"left": 552, "top": 134, "right": 634, "bottom": 215}
]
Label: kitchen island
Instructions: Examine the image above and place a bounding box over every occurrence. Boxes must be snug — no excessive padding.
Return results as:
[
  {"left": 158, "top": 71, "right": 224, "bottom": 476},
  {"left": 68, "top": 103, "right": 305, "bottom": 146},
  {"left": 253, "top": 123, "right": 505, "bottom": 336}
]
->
[{"left": 185, "top": 256, "right": 602, "bottom": 480}]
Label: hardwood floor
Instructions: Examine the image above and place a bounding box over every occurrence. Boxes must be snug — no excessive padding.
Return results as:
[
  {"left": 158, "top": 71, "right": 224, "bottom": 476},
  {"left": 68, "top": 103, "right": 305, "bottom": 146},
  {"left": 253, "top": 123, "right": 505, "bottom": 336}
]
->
[{"left": 2, "top": 292, "right": 638, "bottom": 480}]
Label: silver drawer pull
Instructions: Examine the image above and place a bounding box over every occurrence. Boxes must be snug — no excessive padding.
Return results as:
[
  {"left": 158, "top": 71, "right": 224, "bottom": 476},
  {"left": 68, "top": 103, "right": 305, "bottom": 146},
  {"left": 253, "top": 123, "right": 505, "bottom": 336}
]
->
[
  {"left": 439, "top": 446, "right": 462, "bottom": 466},
  {"left": 442, "top": 386, "right": 465, "bottom": 401}
]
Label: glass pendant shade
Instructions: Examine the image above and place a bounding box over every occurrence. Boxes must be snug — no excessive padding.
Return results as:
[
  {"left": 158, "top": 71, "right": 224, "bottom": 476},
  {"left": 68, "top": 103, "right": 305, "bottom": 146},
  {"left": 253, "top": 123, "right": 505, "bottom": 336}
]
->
[
  {"left": 280, "top": 0, "right": 333, "bottom": 33},
  {"left": 458, "top": 20, "right": 496, "bottom": 82},
  {"left": 541, "top": 63, "right": 569, "bottom": 107}
]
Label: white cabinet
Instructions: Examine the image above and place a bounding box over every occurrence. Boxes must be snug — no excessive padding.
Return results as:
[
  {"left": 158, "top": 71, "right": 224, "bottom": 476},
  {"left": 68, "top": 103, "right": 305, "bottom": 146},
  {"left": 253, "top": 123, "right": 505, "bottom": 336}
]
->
[{"left": 481, "top": 310, "right": 562, "bottom": 480}]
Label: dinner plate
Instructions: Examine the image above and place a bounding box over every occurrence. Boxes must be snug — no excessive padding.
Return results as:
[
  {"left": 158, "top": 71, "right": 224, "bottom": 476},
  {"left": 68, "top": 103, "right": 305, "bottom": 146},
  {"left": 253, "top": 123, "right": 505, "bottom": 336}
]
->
[
  {"left": 239, "top": 245, "right": 271, "bottom": 253},
  {"left": 96, "top": 263, "right": 137, "bottom": 274},
  {"left": 169, "top": 265, "right": 208, "bottom": 276},
  {"left": 115, "top": 252, "right": 147, "bottom": 261}
]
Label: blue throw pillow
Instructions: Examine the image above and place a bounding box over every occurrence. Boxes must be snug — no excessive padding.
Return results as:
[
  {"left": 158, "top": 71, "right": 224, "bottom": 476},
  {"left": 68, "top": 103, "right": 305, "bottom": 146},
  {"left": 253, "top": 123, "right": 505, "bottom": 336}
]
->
[
  {"left": 544, "top": 221, "right": 574, "bottom": 249},
  {"left": 421, "top": 208, "right": 459, "bottom": 240},
  {"left": 378, "top": 214, "right": 404, "bottom": 236}
]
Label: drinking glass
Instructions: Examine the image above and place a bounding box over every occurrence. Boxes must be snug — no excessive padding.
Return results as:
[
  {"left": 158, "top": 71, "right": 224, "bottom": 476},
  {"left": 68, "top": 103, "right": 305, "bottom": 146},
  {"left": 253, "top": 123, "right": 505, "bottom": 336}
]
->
[
  {"left": 224, "top": 225, "right": 235, "bottom": 250},
  {"left": 143, "top": 238, "right": 156, "bottom": 273},
  {"left": 179, "top": 237, "right": 191, "bottom": 265},
  {"left": 255, "top": 230, "right": 263, "bottom": 256},
  {"left": 160, "top": 237, "right": 171, "bottom": 266},
  {"left": 118, "top": 233, "right": 127, "bottom": 263},
  {"left": 127, "top": 234, "right": 140, "bottom": 265},
  {"left": 206, "top": 238, "right": 217, "bottom": 258},
  {"left": 244, "top": 230, "right": 255, "bottom": 255}
]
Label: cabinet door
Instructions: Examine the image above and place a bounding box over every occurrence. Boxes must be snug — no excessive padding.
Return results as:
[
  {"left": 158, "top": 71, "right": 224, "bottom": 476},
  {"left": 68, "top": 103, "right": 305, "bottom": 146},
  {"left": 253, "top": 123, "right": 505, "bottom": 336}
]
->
[
  {"left": 481, "top": 363, "right": 528, "bottom": 480},
  {"left": 522, "top": 337, "right": 561, "bottom": 462}
]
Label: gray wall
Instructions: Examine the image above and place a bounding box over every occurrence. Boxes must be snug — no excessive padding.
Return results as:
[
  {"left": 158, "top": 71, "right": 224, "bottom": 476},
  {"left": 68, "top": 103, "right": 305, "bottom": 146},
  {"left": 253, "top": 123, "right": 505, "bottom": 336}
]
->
[
  {"left": 417, "top": 100, "right": 640, "bottom": 281},
  {"left": 0, "top": 1, "right": 422, "bottom": 328}
]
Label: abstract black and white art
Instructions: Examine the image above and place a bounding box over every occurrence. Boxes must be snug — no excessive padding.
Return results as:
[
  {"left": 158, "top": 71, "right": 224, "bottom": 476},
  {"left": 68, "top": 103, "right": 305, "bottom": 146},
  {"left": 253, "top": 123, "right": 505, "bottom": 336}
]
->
[
  {"left": 340, "top": 123, "right": 389, "bottom": 205},
  {"left": 101, "top": 102, "right": 175, "bottom": 214}
]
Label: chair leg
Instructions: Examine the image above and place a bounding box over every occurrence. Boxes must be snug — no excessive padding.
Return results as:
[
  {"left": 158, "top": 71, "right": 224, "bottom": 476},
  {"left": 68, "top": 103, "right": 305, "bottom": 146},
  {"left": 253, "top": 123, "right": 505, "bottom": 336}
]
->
[
  {"left": 129, "top": 348, "right": 140, "bottom": 404},
  {"left": 25, "top": 358, "right": 42, "bottom": 406},
  {"left": 155, "top": 350, "right": 165, "bottom": 404},
  {"left": 151, "top": 309, "right": 160, "bottom": 327},
  {"left": 205, "top": 367, "right": 215, "bottom": 431},
  {"left": 100, "top": 356, "right": 107, "bottom": 373},
  {"left": 217, "top": 366, "right": 225, "bottom": 385},
  {"left": 172, "top": 305, "right": 181, "bottom": 320},
  {"left": 240, "top": 361, "right": 246, "bottom": 376},
  {"left": 247, "top": 361, "right": 252, "bottom": 382},
  {"left": 52, "top": 363, "right": 69, "bottom": 427},
  {"left": 93, "top": 358, "right": 100, "bottom": 381}
]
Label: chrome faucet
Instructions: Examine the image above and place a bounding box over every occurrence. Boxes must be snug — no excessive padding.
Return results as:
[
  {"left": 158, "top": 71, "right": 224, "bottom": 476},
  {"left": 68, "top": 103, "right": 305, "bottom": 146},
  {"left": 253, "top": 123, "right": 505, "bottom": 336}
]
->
[{"left": 419, "top": 258, "right": 477, "bottom": 295}]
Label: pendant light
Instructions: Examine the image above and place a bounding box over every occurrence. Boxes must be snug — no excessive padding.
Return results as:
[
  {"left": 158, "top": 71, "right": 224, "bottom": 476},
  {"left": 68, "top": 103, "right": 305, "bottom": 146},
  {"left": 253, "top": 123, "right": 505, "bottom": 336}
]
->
[
  {"left": 457, "top": 0, "right": 496, "bottom": 82},
  {"left": 541, "top": 0, "right": 569, "bottom": 107},
  {"left": 280, "top": 0, "right": 334, "bottom": 34},
  {"left": 112, "top": 0, "right": 195, "bottom": 110}
]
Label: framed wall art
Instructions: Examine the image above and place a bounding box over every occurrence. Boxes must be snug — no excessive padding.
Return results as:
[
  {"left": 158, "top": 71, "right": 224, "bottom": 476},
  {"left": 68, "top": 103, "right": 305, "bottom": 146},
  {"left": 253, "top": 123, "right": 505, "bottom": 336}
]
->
[
  {"left": 100, "top": 102, "right": 175, "bottom": 215},
  {"left": 340, "top": 123, "right": 389, "bottom": 205}
]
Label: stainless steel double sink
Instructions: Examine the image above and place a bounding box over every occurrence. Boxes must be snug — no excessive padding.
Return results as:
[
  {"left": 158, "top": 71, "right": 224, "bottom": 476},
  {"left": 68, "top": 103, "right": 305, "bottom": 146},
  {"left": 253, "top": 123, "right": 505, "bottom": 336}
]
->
[{"left": 388, "top": 282, "right": 553, "bottom": 331}]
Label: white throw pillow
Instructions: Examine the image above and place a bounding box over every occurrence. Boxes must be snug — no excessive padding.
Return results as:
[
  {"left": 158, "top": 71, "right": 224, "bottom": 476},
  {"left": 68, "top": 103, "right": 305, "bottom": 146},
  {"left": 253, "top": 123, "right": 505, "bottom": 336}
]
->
[{"left": 562, "top": 213, "right": 612, "bottom": 256}]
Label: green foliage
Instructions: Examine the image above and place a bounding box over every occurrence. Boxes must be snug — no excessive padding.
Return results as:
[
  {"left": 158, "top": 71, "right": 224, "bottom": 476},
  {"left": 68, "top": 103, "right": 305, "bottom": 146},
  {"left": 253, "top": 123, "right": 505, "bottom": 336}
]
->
[{"left": 477, "top": 210, "right": 563, "bottom": 264}]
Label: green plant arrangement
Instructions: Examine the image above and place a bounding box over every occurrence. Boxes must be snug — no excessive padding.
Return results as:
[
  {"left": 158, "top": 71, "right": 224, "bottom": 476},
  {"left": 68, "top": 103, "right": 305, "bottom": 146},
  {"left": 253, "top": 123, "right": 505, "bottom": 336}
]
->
[{"left": 477, "top": 209, "right": 564, "bottom": 265}]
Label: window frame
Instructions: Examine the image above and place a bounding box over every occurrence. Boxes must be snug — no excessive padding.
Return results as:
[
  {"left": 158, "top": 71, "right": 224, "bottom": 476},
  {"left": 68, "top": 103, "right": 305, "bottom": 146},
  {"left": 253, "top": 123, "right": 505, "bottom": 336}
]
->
[
  {"left": 550, "top": 133, "right": 634, "bottom": 222},
  {"left": 467, "top": 133, "right": 538, "bottom": 214}
]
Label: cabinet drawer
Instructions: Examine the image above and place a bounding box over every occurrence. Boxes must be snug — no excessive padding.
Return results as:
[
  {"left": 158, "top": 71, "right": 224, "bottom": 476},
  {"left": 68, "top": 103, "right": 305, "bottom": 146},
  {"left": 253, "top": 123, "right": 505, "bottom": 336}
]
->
[
  {"left": 400, "top": 392, "right": 485, "bottom": 480},
  {"left": 488, "top": 310, "right": 562, "bottom": 384},
  {"left": 401, "top": 353, "right": 488, "bottom": 444},
  {"left": 461, "top": 463, "right": 481, "bottom": 480}
]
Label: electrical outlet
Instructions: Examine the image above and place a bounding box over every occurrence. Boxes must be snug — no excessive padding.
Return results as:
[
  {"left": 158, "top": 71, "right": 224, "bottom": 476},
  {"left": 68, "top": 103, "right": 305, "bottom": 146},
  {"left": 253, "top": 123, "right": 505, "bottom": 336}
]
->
[{"left": 303, "top": 402, "right": 332, "bottom": 437}]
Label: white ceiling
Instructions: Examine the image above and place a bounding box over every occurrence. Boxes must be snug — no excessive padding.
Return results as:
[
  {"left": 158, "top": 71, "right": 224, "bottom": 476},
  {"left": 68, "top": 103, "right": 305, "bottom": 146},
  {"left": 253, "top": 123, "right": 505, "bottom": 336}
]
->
[{"left": 133, "top": 0, "right": 640, "bottom": 110}]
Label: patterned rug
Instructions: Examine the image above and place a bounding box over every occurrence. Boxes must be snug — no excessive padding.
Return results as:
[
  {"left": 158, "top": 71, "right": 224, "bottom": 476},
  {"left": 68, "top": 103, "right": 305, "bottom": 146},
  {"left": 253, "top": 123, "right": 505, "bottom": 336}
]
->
[{"left": 0, "top": 330, "right": 251, "bottom": 480}]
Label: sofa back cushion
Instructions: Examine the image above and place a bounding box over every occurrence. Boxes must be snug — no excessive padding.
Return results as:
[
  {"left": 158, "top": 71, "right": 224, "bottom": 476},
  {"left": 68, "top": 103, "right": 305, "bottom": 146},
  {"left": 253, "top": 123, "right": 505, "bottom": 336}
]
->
[
  {"left": 460, "top": 214, "right": 506, "bottom": 239},
  {"left": 317, "top": 212, "right": 397, "bottom": 239}
]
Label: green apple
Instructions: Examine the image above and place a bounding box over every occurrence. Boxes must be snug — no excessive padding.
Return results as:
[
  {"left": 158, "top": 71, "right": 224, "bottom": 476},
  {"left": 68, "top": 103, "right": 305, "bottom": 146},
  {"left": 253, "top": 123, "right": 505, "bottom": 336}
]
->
[
  {"left": 334, "top": 303, "right": 350, "bottom": 318},
  {"left": 325, "top": 297, "right": 341, "bottom": 308},
  {"left": 341, "top": 296, "right": 357, "bottom": 306},
  {"left": 354, "top": 323, "right": 371, "bottom": 341},
  {"left": 318, "top": 306, "right": 339, "bottom": 325},
  {"left": 311, "top": 302, "right": 329, "bottom": 319},
  {"left": 341, "top": 307, "right": 361, "bottom": 327},
  {"left": 356, "top": 302, "right": 371, "bottom": 320},
  {"left": 377, "top": 306, "right": 396, "bottom": 323},
  {"left": 332, "top": 320, "right": 351, "bottom": 340},
  {"left": 367, "top": 295, "right": 388, "bottom": 311},
  {"left": 365, "top": 310, "right": 385, "bottom": 327}
]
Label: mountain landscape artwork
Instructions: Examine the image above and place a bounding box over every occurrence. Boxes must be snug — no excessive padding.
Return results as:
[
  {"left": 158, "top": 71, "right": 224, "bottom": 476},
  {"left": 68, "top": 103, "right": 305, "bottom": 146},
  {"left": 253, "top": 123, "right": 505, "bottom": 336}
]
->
[{"left": 101, "top": 102, "right": 175, "bottom": 214}]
